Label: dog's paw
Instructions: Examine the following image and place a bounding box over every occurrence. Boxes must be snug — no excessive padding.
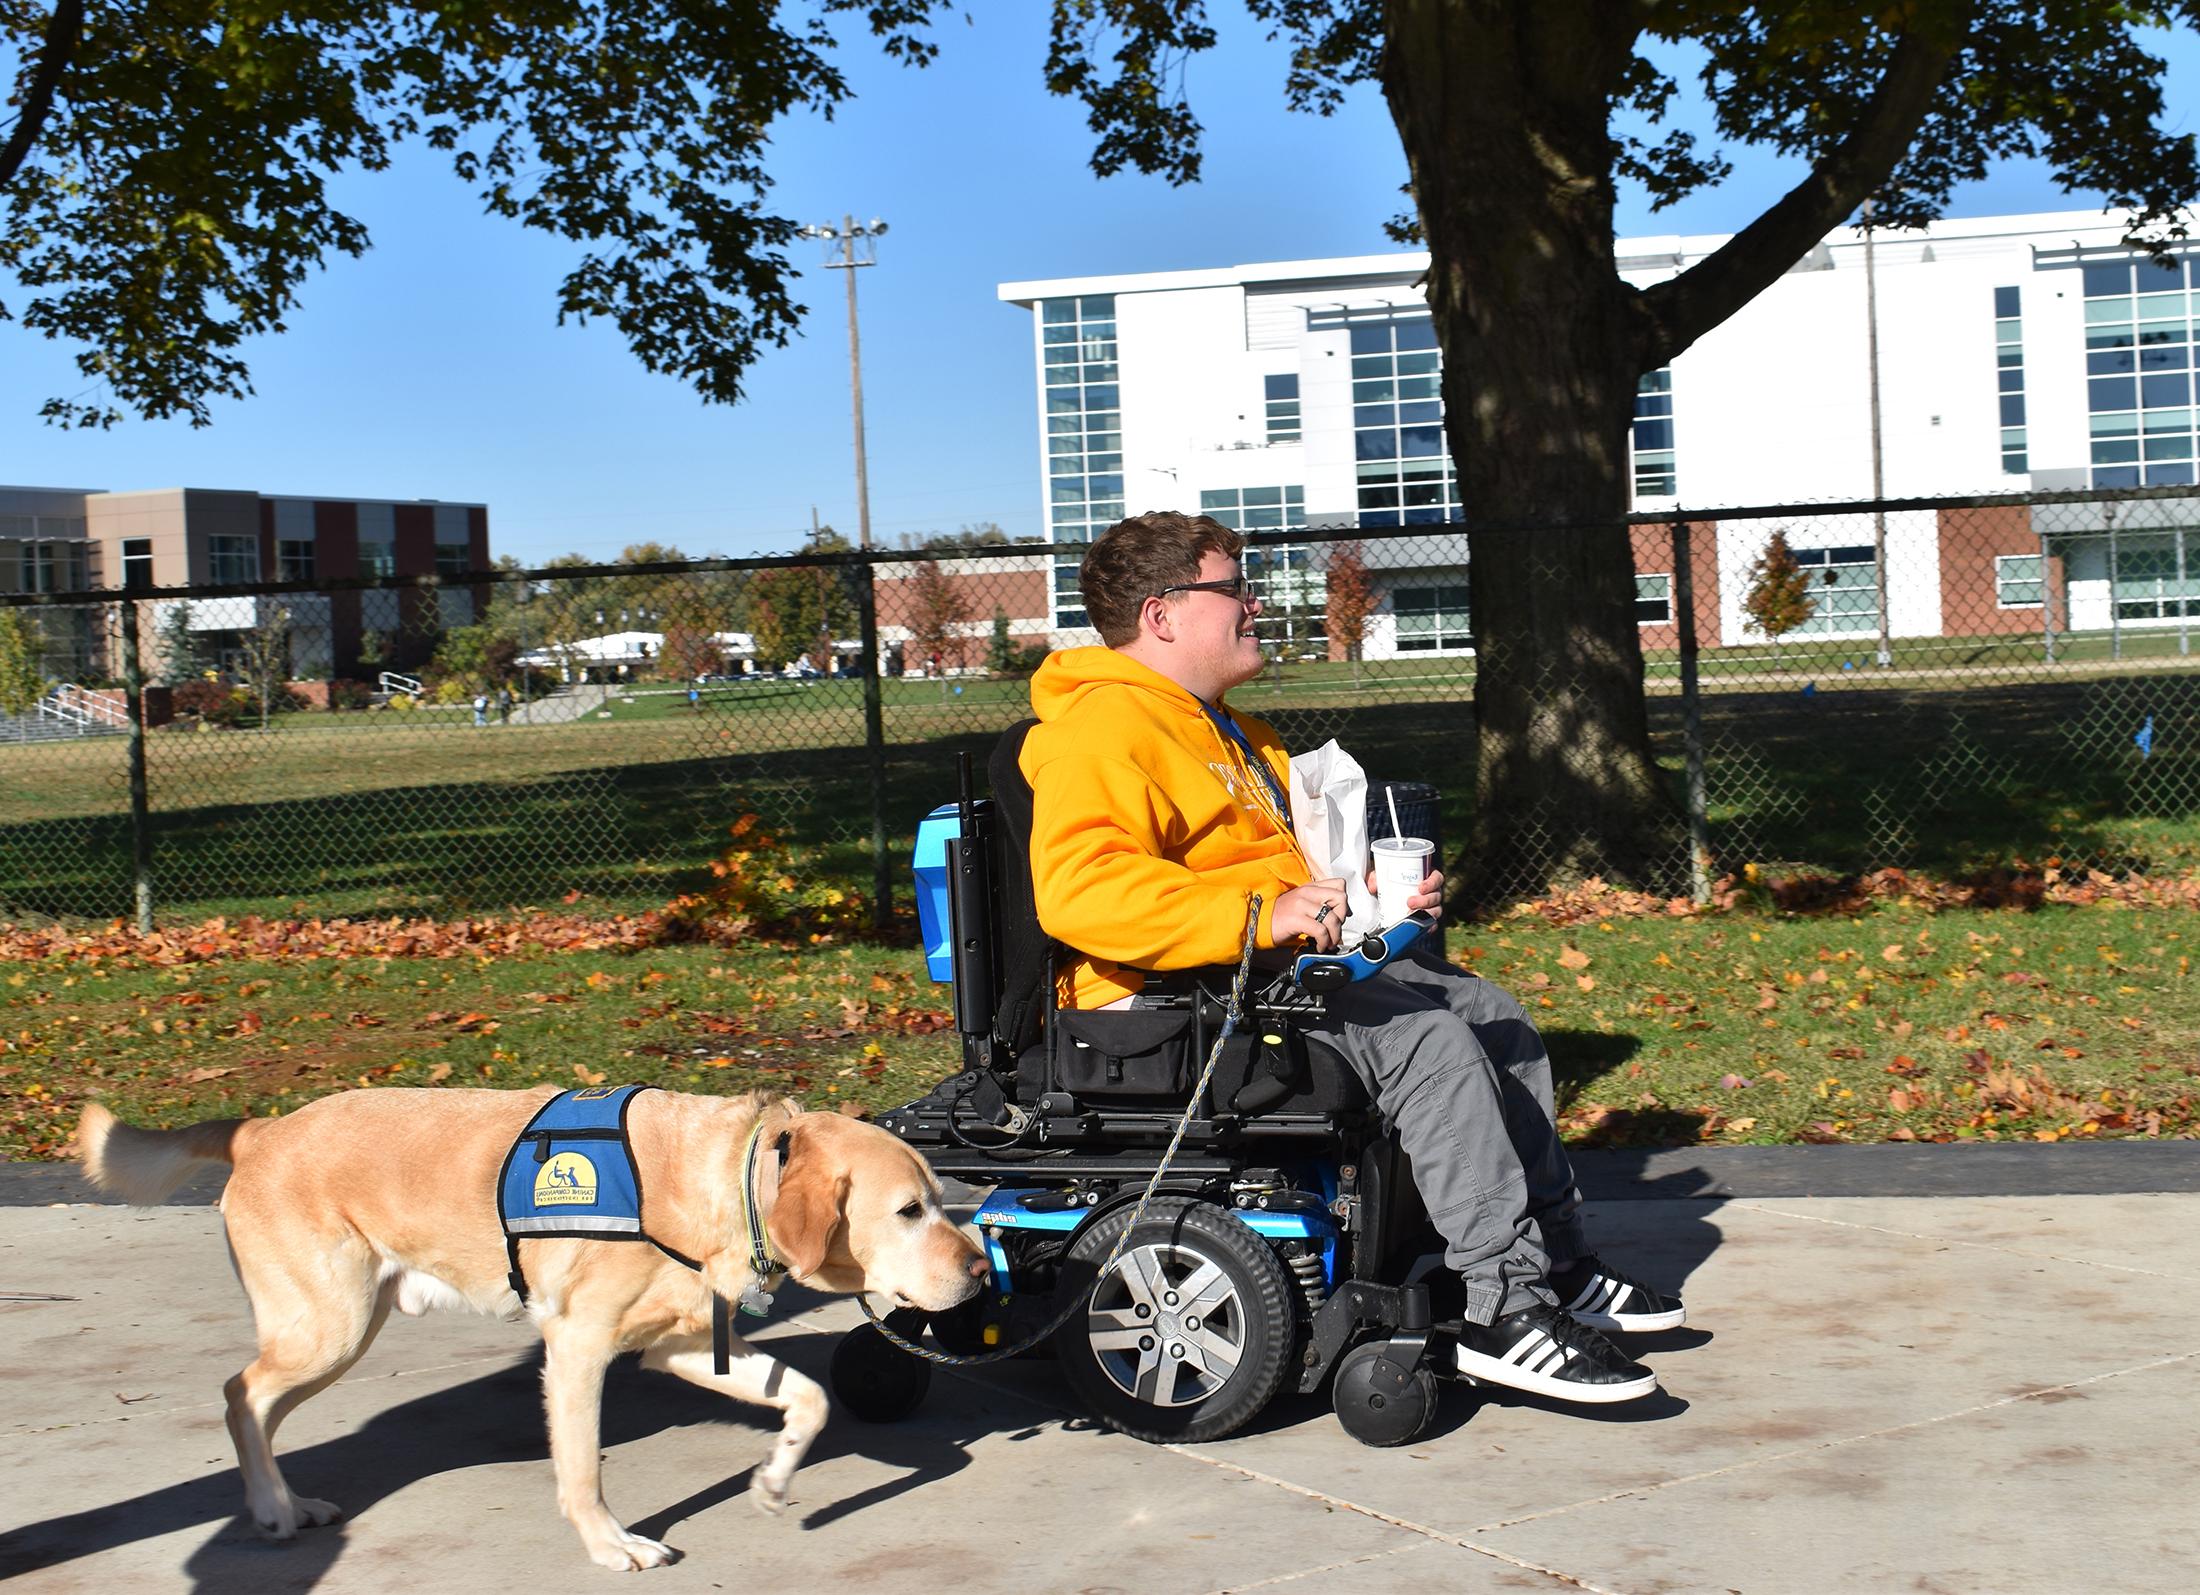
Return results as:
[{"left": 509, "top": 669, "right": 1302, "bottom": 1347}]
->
[
  {"left": 255, "top": 1496, "right": 342, "bottom": 1538},
  {"left": 589, "top": 1529, "right": 675, "bottom": 1572},
  {"left": 749, "top": 1470, "right": 791, "bottom": 1517}
]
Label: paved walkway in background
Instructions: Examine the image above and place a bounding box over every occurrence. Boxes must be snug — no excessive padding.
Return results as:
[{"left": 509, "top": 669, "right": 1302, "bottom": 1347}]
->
[
  {"left": 506, "top": 683, "right": 616, "bottom": 725},
  {"left": 2, "top": 1147, "right": 2195, "bottom": 1594}
]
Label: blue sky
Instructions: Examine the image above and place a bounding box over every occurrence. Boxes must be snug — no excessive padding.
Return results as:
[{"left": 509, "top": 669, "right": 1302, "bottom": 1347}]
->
[{"left": 4, "top": 10, "right": 2197, "bottom": 565}]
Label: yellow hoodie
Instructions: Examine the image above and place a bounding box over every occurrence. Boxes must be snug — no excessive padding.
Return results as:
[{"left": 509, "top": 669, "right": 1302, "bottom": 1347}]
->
[{"left": 1021, "top": 647, "right": 1312, "bottom": 1009}]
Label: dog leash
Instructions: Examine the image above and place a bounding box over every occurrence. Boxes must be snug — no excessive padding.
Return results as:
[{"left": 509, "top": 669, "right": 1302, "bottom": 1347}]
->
[{"left": 855, "top": 894, "right": 1264, "bottom": 1367}]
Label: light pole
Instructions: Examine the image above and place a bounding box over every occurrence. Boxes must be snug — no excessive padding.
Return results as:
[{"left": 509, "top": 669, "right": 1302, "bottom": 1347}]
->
[
  {"left": 797, "top": 215, "right": 888, "bottom": 550},
  {"left": 1863, "top": 196, "right": 1893, "bottom": 668}
]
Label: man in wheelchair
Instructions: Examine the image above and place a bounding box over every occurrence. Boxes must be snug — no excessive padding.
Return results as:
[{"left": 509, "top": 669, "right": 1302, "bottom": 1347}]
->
[{"left": 1018, "top": 510, "right": 1683, "bottom": 1407}]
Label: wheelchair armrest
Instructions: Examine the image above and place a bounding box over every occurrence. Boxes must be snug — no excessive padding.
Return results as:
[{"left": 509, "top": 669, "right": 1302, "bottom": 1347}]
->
[{"left": 1290, "top": 911, "right": 1440, "bottom": 995}]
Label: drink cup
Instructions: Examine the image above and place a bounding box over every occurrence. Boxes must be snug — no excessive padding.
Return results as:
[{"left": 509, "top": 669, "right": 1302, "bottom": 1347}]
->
[{"left": 1371, "top": 836, "right": 1435, "bottom": 926}]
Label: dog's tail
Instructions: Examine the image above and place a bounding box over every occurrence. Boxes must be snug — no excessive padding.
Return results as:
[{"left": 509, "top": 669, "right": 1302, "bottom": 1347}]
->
[{"left": 76, "top": 1102, "right": 258, "bottom": 1206}]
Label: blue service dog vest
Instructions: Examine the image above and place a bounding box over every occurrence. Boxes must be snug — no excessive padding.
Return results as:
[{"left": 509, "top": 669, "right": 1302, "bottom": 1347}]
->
[{"left": 499, "top": 1084, "right": 656, "bottom": 1243}]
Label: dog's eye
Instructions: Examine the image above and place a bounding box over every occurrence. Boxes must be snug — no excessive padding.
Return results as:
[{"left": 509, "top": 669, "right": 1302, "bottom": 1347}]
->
[{"left": 897, "top": 1201, "right": 923, "bottom": 1221}]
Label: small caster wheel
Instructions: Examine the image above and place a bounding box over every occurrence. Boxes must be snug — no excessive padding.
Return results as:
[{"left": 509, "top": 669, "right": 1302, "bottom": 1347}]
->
[
  {"left": 830, "top": 1321, "right": 931, "bottom": 1423},
  {"left": 1333, "top": 1339, "right": 1439, "bottom": 1447}
]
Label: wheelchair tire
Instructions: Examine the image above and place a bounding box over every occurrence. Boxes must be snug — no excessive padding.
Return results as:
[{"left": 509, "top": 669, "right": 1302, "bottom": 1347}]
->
[
  {"left": 1332, "top": 1339, "right": 1439, "bottom": 1448},
  {"left": 829, "top": 1322, "right": 931, "bottom": 1424},
  {"left": 1052, "top": 1196, "right": 1296, "bottom": 1443}
]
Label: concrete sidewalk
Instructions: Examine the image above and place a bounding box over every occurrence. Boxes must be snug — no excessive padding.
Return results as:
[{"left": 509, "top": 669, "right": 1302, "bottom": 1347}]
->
[{"left": 2, "top": 1154, "right": 2195, "bottom": 1594}]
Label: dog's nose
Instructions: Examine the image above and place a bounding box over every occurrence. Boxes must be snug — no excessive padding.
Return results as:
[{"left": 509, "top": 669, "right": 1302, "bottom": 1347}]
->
[{"left": 964, "top": 1251, "right": 990, "bottom": 1282}]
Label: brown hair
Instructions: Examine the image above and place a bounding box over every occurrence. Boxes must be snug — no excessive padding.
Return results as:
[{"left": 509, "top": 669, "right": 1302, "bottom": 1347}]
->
[{"left": 1079, "top": 511, "right": 1246, "bottom": 647}]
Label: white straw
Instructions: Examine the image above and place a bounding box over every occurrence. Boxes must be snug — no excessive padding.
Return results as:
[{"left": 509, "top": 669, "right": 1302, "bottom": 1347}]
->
[{"left": 1386, "top": 783, "right": 1404, "bottom": 842}]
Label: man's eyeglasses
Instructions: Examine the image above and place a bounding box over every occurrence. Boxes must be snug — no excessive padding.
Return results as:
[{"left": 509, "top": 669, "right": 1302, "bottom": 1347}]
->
[{"left": 1158, "top": 575, "right": 1258, "bottom": 605}]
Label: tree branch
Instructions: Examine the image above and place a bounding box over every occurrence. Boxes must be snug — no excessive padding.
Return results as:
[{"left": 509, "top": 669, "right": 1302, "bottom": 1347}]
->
[
  {"left": 1631, "top": 15, "right": 1966, "bottom": 369},
  {"left": 0, "top": 0, "right": 86, "bottom": 192}
]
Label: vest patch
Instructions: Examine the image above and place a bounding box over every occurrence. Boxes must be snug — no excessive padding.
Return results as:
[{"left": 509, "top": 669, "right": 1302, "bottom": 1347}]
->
[{"left": 499, "top": 1085, "right": 653, "bottom": 1240}]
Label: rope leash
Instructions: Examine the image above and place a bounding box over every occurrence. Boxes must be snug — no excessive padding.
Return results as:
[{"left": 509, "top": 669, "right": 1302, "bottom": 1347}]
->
[{"left": 856, "top": 894, "right": 1265, "bottom": 1367}]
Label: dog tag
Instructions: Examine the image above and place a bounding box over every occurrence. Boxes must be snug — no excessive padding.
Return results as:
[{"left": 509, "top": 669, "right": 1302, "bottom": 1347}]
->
[{"left": 737, "top": 1282, "right": 776, "bottom": 1318}]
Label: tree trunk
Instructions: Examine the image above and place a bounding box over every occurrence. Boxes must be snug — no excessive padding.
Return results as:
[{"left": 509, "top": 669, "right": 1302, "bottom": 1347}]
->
[{"left": 1383, "top": 1, "right": 1680, "bottom": 905}]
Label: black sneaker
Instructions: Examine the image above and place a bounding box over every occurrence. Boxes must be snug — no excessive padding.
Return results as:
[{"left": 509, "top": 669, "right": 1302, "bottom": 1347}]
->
[
  {"left": 1549, "top": 1256, "right": 1686, "bottom": 1333},
  {"left": 1452, "top": 1303, "right": 1656, "bottom": 1403}
]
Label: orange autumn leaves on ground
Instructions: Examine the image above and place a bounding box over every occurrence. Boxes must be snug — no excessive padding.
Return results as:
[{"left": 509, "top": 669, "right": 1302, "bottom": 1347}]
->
[{"left": 1481, "top": 914, "right": 2193, "bottom": 1151}]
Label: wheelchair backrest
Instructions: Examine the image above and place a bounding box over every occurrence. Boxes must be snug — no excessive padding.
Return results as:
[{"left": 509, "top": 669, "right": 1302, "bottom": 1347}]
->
[{"left": 985, "top": 719, "right": 1052, "bottom": 1058}]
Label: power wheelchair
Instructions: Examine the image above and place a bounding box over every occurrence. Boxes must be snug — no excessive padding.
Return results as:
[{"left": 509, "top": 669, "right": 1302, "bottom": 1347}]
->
[{"left": 829, "top": 722, "right": 1466, "bottom": 1448}]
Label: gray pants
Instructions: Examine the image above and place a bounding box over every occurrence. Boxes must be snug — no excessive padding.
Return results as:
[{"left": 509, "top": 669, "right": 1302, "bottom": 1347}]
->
[{"left": 1304, "top": 956, "right": 1588, "bottom": 1324}]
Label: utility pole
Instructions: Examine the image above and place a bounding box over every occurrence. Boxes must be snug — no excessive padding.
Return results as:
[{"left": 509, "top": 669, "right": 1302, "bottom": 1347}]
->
[
  {"left": 1863, "top": 196, "right": 1893, "bottom": 669},
  {"left": 797, "top": 215, "right": 888, "bottom": 550}
]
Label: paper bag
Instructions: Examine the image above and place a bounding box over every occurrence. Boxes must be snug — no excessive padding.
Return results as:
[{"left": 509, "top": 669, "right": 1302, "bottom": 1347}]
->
[{"left": 1288, "top": 740, "right": 1379, "bottom": 935}]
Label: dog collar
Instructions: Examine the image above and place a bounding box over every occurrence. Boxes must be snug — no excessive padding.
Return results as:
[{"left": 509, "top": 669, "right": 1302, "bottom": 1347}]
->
[{"left": 738, "top": 1119, "right": 791, "bottom": 1316}]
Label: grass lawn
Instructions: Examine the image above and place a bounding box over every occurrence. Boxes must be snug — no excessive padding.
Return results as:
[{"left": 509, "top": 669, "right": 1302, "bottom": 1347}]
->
[
  {"left": 4, "top": 903, "right": 2190, "bottom": 1161},
  {"left": 3, "top": 650, "right": 2195, "bottom": 926}
]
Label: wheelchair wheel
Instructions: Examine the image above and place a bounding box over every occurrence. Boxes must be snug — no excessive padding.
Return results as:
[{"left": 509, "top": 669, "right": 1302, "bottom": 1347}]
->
[
  {"left": 1052, "top": 1196, "right": 1295, "bottom": 1443},
  {"left": 830, "top": 1321, "right": 931, "bottom": 1423},
  {"left": 1332, "top": 1339, "right": 1439, "bottom": 1448}
]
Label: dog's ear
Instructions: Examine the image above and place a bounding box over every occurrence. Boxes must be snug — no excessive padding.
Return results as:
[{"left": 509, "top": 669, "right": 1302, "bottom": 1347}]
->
[{"left": 765, "top": 1120, "right": 845, "bottom": 1280}]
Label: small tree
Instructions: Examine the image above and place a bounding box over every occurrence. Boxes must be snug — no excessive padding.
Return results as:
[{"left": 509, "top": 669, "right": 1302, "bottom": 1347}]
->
[
  {"left": 236, "top": 606, "right": 293, "bottom": 729},
  {"left": 156, "top": 603, "right": 211, "bottom": 685},
  {"left": 0, "top": 609, "right": 51, "bottom": 719},
  {"left": 906, "top": 559, "right": 970, "bottom": 676},
  {"left": 659, "top": 622, "right": 723, "bottom": 682},
  {"left": 1742, "top": 531, "right": 1818, "bottom": 670},
  {"left": 1325, "top": 542, "right": 1376, "bottom": 687},
  {"left": 986, "top": 606, "right": 1016, "bottom": 677}
]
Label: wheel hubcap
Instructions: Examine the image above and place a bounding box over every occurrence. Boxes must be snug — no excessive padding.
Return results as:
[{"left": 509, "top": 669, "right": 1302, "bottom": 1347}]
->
[{"left": 1085, "top": 1241, "right": 1247, "bottom": 1407}]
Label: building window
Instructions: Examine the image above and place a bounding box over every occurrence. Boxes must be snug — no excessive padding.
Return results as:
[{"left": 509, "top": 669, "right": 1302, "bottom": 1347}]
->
[
  {"left": 1633, "top": 369, "right": 1677, "bottom": 499},
  {"left": 2083, "top": 254, "right": 2195, "bottom": 488},
  {"left": 1350, "top": 316, "right": 1458, "bottom": 528},
  {"left": 1789, "top": 544, "right": 1881, "bottom": 634},
  {"left": 122, "top": 537, "right": 153, "bottom": 591},
  {"left": 1043, "top": 293, "right": 1121, "bottom": 627},
  {"left": 27, "top": 541, "right": 86, "bottom": 593},
  {"left": 1393, "top": 581, "right": 1472, "bottom": 652},
  {"left": 434, "top": 542, "right": 470, "bottom": 578},
  {"left": 2111, "top": 533, "right": 2199, "bottom": 619},
  {"left": 1264, "top": 374, "right": 1300, "bottom": 444},
  {"left": 358, "top": 542, "right": 396, "bottom": 580},
  {"left": 1635, "top": 573, "right": 1672, "bottom": 624},
  {"left": 1995, "top": 553, "right": 2044, "bottom": 608},
  {"left": 278, "top": 539, "right": 316, "bottom": 583},
  {"left": 1199, "top": 485, "right": 1304, "bottom": 533},
  {"left": 209, "top": 533, "right": 258, "bottom": 585},
  {"left": 1994, "top": 286, "right": 2027, "bottom": 473},
  {"left": 1051, "top": 547, "right": 1088, "bottom": 631}
]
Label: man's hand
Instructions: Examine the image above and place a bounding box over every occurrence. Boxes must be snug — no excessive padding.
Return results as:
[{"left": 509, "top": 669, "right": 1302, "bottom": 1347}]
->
[
  {"left": 1366, "top": 864, "right": 1446, "bottom": 923},
  {"left": 1273, "top": 879, "right": 1350, "bottom": 952}
]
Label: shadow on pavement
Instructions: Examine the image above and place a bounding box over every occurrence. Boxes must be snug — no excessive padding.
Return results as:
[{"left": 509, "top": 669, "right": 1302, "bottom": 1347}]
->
[{"left": 0, "top": 1323, "right": 1042, "bottom": 1592}]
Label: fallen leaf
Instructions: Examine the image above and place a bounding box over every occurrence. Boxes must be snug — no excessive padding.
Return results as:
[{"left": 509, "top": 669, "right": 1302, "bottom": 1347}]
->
[
  {"left": 427, "top": 1062, "right": 454, "bottom": 1083},
  {"left": 1575, "top": 974, "right": 1596, "bottom": 992},
  {"left": 1558, "top": 946, "right": 1590, "bottom": 970},
  {"left": 1718, "top": 1073, "right": 1751, "bottom": 1090},
  {"left": 573, "top": 1063, "right": 607, "bottom": 1086},
  {"left": 181, "top": 1066, "right": 238, "bottom": 1083},
  {"left": 1881, "top": 944, "right": 1906, "bottom": 963}
]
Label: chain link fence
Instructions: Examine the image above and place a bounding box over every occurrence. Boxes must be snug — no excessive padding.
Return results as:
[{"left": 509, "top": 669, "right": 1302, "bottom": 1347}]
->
[{"left": 2, "top": 486, "right": 2194, "bottom": 927}]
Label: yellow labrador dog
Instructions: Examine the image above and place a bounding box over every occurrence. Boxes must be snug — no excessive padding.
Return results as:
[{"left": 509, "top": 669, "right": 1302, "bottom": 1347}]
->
[{"left": 76, "top": 1087, "right": 986, "bottom": 1570}]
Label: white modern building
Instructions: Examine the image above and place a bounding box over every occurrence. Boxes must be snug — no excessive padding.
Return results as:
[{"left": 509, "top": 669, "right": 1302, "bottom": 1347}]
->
[{"left": 999, "top": 208, "right": 2200, "bottom": 658}]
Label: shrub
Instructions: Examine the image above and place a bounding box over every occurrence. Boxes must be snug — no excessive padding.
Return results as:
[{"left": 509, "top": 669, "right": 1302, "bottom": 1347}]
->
[
  {"left": 651, "top": 813, "right": 869, "bottom": 944},
  {"left": 169, "top": 679, "right": 250, "bottom": 727},
  {"left": 325, "top": 678, "right": 374, "bottom": 711}
]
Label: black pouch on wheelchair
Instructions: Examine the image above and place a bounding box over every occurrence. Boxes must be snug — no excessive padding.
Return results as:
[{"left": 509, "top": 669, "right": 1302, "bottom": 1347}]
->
[{"left": 1050, "top": 1008, "right": 1198, "bottom": 1097}]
